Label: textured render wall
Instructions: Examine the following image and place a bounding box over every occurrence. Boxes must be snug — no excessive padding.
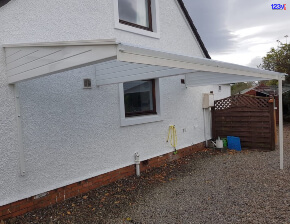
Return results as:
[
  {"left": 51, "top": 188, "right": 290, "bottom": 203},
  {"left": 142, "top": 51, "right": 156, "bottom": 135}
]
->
[
  {"left": 115, "top": 0, "right": 204, "bottom": 57},
  {"left": 0, "top": 49, "right": 20, "bottom": 207},
  {"left": 0, "top": 0, "right": 230, "bottom": 206},
  {"left": 0, "top": 0, "right": 203, "bottom": 57}
]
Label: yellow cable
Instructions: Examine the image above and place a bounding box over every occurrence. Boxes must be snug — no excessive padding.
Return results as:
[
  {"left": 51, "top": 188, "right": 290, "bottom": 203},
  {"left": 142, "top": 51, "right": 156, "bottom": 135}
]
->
[{"left": 166, "top": 125, "right": 177, "bottom": 154}]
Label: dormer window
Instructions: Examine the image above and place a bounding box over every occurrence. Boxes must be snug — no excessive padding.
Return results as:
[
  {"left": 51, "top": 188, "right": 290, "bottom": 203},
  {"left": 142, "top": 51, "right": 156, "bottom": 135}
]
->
[{"left": 118, "top": 0, "right": 153, "bottom": 31}]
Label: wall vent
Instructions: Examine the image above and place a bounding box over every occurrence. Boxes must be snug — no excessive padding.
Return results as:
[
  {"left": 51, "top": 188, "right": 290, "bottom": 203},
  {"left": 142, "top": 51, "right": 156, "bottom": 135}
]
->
[
  {"left": 142, "top": 159, "right": 149, "bottom": 166},
  {"left": 84, "top": 79, "right": 92, "bottom": 89}
]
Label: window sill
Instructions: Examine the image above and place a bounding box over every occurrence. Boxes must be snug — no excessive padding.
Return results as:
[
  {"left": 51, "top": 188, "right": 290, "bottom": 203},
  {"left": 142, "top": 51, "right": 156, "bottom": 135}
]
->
[
  {"left": 121, "top": 114, "right": 162, "bottom": 127},
  {"left": 115, "top": 23, "right": 160, "bottom": 39}
]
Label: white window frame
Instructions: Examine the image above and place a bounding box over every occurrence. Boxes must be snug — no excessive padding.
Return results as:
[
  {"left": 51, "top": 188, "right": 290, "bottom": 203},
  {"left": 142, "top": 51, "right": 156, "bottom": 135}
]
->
[
  {"left": 119, "top": 79, "right": 162, "bottom": 126},
  {"left": 113, "top": 0, "right": 160, "bottom": 39}
]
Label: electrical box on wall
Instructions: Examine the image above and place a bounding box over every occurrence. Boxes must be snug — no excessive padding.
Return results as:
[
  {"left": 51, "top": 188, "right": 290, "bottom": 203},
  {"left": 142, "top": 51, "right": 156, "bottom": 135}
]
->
[{"left": 202, "top": 93, "right": 214, "bottom": 108}]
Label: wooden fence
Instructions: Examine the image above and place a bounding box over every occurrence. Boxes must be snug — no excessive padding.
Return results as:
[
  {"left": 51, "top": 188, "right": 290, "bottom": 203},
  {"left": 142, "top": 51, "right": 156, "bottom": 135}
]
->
[{"left": 212, "top": 95, "right": 275, "bottom": 151}]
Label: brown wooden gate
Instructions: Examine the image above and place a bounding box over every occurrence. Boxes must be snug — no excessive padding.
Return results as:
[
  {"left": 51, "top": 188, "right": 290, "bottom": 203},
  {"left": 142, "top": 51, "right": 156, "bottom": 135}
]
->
[{"left": 212, "top": 95, "right": 275, "bottom": 151}]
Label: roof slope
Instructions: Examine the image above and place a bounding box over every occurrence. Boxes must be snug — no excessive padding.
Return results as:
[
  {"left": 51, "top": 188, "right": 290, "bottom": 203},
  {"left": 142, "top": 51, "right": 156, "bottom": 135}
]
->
[
  {"left": 241, "top": 84, "right": 290, "bottom": 96},
  {"left": 0, "top": 0, "right": 11, "bottom": 8},
  {"left": 177, "top": 0, "right": 211, "bottom": 59}
]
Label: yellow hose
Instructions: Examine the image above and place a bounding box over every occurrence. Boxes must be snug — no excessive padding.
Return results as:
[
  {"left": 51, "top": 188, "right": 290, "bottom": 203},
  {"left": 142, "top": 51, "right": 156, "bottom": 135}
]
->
[{"left": 166, "top": 125, "right": 178, "bottom": 154}]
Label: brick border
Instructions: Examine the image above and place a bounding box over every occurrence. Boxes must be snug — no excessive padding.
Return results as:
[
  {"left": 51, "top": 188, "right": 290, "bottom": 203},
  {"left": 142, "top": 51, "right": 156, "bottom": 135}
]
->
[{"left": 0, "top": 142, "right": 204, "bottom": 220}]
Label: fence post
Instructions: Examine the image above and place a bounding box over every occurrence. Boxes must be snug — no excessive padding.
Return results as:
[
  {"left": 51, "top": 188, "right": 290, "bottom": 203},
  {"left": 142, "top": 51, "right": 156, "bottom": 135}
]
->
[{"left": 211, "top": 106, "right": 216, "bottom": 140}]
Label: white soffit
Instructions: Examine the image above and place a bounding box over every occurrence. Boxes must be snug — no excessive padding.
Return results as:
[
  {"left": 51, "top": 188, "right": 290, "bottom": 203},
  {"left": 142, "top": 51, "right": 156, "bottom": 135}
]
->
[
  {"left": 94, "top": 60, "right": 192, "bottom": 86},
  {"left": 3, "top": 40, "right": 286, "bottom": 85},
  {"left": 4, "top": 40, "right": 118, "bottom": 84},
  {"left": 185, "top": 72, "right": 266, "bottom": 87}
]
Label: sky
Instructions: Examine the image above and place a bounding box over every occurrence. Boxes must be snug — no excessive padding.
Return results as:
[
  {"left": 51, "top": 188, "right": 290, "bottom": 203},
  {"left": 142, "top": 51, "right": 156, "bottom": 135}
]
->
[{"left": 183, "top": 0, "right": 290, "bottom": 68}]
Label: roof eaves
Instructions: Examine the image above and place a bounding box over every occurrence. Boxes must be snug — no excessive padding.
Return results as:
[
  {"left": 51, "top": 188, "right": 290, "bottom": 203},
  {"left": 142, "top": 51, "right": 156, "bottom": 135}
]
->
[
  {"left": 240, "top": 86, "right": 256, "bottom": 94},
  {"left": 177, "top": 0, "right": 211, "bottom": 59}
]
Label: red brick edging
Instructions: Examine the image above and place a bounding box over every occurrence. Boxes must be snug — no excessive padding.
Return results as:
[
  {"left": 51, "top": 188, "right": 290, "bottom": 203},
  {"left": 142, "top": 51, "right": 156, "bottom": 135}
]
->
[{"left": 0, "top": 142, "right": 205, "bottom": 220}]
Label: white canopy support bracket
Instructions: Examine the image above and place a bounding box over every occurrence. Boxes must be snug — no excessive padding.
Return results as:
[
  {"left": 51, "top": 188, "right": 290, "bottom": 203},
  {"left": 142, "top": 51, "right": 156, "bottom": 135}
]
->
[
  {"left": 12, "top": 84, "right": 26, "bottom": 176},
  {"left": 279, "top": 78, "right": 284, "bottom": 170}
]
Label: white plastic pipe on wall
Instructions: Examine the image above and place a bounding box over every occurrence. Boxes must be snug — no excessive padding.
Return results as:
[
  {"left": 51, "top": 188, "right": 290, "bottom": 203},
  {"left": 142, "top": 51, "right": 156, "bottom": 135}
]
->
[
  {"left": 135, "top": 152, "right": 140, "bottom": 177},
  {"left": 279, "top": 78, "right": 284, "bottom": 170},
  {"left": 203, "top": 108, "right": 208, "bottom": 147},
  {"left": 12, "top": 84, "right": 26, "bottom": 176},
  {"left": 209, "top": 107, "right": 212, "bottom": 139}
]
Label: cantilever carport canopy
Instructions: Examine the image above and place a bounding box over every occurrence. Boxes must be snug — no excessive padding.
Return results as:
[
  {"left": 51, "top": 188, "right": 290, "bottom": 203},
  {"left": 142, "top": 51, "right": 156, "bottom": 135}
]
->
[
  {"left": 4, "top": 39, "right": 286, "bottom": 85},
  {"left": 3, "top": 39, "right": 287, "bottom": 170}
]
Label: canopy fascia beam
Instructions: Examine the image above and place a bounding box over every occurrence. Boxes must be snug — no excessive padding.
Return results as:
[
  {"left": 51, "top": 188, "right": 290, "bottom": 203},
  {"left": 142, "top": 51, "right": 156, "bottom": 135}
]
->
[
  {"left": 117, "top": 44, "right": 286, "bottom": 82},
  {"left": 185, "top": 72, "right": 268, "bottom": 87}
]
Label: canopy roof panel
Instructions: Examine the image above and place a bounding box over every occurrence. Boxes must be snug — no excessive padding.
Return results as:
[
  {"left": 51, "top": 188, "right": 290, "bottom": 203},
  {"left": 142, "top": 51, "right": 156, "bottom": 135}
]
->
[{"left": 3, "top": 39, "right": 286, "bottom": 85}]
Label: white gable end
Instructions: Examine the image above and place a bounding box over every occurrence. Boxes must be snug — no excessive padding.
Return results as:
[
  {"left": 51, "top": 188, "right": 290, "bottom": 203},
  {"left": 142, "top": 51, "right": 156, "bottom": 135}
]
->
[
  {"left": 0, "top": 0, "right": 207, "bottom": 58},
  {"left": 114, "top": 0, "right": 206, "bottom": 57}
]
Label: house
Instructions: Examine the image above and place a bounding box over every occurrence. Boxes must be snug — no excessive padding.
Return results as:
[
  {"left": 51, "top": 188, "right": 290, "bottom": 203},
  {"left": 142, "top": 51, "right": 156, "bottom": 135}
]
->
[
  {"left": 241, "top": 84, "right": 290, "bottom": 97},
  {"left": 0, "top": 0, "right": 286, "bottom": 220},
  {"left": 241, "top": 84, "right": 290, "bottom": 123}
]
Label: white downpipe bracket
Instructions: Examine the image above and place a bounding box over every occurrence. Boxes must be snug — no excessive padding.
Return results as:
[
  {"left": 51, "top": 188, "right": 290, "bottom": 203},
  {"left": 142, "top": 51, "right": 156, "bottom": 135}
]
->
[
  {"left": 12, "top": 84, "right": 26, "bottom": 176},
  {"left": 279, "top": 78, "right": 284, "bottom": 170},
  {"left": 135, "top": 152, "right": 140, "bottom": 177}
]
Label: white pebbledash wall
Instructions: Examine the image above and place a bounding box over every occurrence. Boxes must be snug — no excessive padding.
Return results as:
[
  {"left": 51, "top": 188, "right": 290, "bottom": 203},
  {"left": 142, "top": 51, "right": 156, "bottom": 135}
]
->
[{"left": 0, "top": 0, "right": 231, "bottom": 206}]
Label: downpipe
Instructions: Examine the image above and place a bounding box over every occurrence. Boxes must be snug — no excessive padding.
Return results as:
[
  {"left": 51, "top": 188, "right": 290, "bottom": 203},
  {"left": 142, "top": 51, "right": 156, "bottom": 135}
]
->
[
  {"left": 203, "top": 108, "right": 208, "bottom": 147},
  {"left": 135, "top": 152, "right": 140, "bottom": 177}
]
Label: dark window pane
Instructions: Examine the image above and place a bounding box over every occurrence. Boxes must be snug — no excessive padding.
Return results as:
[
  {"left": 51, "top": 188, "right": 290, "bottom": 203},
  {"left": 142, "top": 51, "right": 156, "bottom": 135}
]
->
[
  {"left": 124, "top": 80, "right": 155, "bottom": 116},
  {"left": 119, "top": 0, "right": 149, "bottom": 28}
]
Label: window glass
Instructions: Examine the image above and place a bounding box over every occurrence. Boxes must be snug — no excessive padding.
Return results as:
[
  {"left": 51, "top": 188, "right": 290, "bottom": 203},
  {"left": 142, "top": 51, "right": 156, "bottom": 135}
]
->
[
  {"left": 124, "top": 80, "right": 155, "bottom": 116},
  {"left": 119, "top": 0, "right": 150, "bottom": 28}
]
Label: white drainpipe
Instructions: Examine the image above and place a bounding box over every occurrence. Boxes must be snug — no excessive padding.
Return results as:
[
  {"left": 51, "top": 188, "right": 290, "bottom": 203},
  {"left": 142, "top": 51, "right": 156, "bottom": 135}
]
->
[
  {"left": 203, "top": 108, "right": 208, "bottom": 147},
  {"left": 13, "top": 84, "right": 26, "bottom": 176},
  {"left": 135, "top": 152, "right": 140, "bottom": 177}
]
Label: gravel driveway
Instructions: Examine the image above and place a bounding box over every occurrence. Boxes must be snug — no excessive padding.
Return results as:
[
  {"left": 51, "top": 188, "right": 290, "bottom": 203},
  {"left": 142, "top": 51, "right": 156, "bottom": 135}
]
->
[{"left": 9, "top": 124, "right": 290, "bottom": 224}]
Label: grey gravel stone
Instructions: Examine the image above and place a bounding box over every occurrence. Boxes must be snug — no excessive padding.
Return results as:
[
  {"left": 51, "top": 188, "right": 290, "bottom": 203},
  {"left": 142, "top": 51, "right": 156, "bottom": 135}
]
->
[{"left": 112, "top": 124, "right": 290, "bottom": 224}]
